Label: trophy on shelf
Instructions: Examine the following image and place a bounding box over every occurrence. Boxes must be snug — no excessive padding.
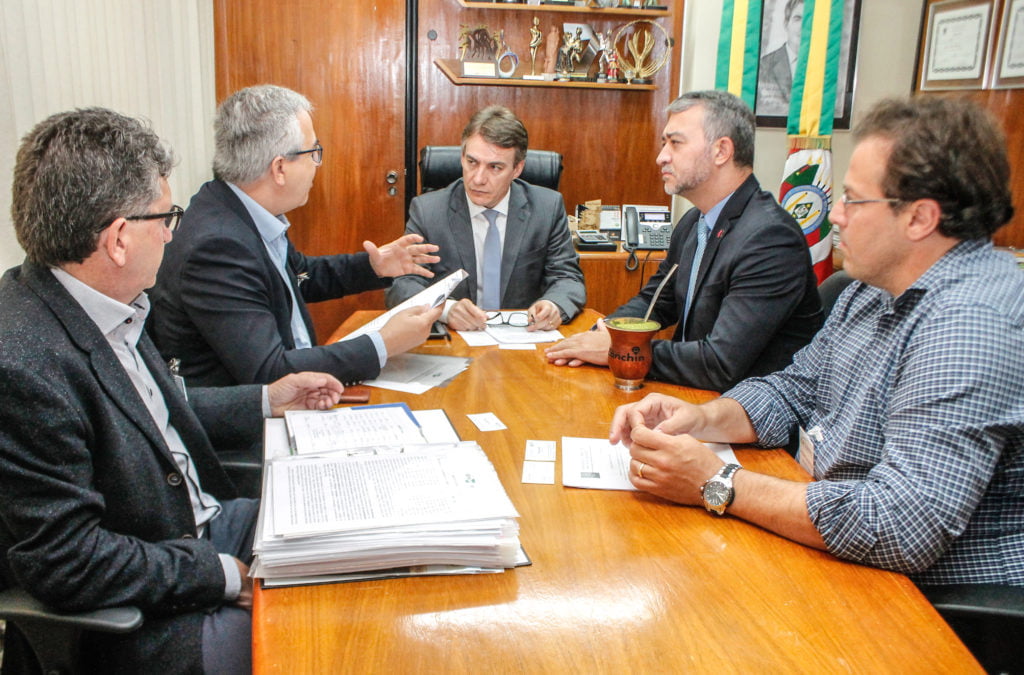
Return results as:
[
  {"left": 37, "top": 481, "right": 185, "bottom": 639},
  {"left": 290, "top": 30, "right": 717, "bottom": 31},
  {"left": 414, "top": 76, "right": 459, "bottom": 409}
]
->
[
  {"left": 594, "top": 31, "right": 612, "bottom": 82},
  {"left": 495, "top": 29, "right": 520, "bottom": 79},
  {"left": 525, "top": 16, "right": 544, "bottom": 80},
  {"left": 613, "top": 19, "right": 671, "bottom": 85},
  {"left": 458, "top": 23, "right": 500, "bottom": 78}
]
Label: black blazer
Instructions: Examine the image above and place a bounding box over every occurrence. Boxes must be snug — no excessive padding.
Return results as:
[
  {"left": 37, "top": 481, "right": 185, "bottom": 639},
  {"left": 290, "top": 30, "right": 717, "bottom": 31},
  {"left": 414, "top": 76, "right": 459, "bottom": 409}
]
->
[
  {"left": 0, "top": 261, "right": 262, "bottom": 672},
  {"left": 611, "top": 174, "right": 823, "bottom": 391},
  {"left": 149, "top": 180, "right": 388, "bottom": 386}
]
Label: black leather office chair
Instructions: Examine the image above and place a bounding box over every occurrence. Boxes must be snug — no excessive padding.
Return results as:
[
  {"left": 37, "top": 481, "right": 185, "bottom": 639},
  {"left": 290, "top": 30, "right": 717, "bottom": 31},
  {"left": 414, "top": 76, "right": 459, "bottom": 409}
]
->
[
  {"left": 418, "top": 146, "right": 563, "bottom": 193},
  {"left": 0, "top": 587, "right": 143, "bottom": 674},
  {"left": 817, "top": 269, "right": 854, "bottom": 319},
  {"left": 921, "top": 583, "right": 1024, "bottom": 672}
]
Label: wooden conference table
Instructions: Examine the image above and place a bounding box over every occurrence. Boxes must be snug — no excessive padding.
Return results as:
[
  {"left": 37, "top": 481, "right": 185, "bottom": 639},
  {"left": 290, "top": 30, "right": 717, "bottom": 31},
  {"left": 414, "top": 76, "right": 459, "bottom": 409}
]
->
[{"left": 252, "top": 309, "right": 979, "bottom": 673}]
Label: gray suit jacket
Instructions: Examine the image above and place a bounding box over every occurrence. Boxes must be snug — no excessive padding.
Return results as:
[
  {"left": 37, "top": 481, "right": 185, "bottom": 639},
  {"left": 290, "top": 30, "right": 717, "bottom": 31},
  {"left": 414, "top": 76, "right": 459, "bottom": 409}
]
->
[
  {"left": 385, "top": 179, "right": 585, "bottom": 321},
  {"left": 0, "top": 261, "right": 262, "bottom": 673}
]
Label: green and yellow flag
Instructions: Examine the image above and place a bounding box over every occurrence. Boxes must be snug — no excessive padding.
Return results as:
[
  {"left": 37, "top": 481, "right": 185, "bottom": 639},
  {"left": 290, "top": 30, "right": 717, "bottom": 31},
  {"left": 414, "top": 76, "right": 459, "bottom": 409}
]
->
[
  {"left": 778, "top": 0, "right": 845, "bottom": 284},
  {"left": 715, "top": 0, "right": 762, "bottom": 108}
]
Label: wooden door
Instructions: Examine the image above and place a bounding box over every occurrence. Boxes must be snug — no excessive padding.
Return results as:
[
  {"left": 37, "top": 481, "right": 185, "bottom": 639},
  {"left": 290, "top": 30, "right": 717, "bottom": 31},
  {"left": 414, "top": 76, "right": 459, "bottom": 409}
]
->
[{"left": 214, "top": 0, "right": 407, "bottom": 340}]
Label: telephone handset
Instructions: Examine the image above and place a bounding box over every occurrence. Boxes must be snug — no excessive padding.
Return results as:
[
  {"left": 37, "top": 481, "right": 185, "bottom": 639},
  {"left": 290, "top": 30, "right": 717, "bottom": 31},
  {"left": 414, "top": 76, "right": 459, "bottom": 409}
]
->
[{"left": 623, "top": 206, "right": 673, "bottom": 251}]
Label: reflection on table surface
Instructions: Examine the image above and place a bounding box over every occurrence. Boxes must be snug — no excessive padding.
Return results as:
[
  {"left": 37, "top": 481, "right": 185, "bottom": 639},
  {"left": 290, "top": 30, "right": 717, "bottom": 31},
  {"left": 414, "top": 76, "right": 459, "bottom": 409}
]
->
[{"left": 253, "top": 309, "right": 979, "bottom": 674}]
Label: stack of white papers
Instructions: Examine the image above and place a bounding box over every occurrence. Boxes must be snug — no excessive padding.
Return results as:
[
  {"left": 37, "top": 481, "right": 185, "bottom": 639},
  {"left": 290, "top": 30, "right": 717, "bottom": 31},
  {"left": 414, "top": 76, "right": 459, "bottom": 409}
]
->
[
  {"left": 284, "top": 403, "right": 426, "bottom": 455},
  {"left": 251, "top": 442, "right": 522, "bottom": 585}
]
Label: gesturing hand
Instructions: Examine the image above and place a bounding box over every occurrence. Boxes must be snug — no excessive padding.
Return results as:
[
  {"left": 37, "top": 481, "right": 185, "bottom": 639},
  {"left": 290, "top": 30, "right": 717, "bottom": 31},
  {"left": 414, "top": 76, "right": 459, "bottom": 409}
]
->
[{"left": 365, "top": 234, "right": 440, "bottom": 279}]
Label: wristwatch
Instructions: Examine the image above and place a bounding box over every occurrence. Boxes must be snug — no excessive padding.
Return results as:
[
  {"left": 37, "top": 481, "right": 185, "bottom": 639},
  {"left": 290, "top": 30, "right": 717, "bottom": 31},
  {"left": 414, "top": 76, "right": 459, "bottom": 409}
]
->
[{"left": 701, "top": 463, "right": 742, "bottom": 516}]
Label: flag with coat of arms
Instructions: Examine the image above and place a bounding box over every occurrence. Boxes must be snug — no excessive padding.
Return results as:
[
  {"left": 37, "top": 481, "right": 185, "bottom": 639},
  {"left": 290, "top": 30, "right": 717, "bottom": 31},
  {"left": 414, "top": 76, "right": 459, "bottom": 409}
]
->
[{"left": 778, "top": 0, "right": 845, "bottom": 284}]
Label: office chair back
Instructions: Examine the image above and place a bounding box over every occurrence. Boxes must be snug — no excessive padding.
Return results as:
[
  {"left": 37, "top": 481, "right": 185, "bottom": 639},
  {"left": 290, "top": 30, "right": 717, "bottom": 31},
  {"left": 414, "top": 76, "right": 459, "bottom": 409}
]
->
[
  {"left": 419, "top": 146, "right": 563, "bottom": 193},
  {"left": 921, "top": 583, "right": 1024, "bottom": 672},
  {"left": 818, "top": 269, "right": 855, "bottom": 319}
]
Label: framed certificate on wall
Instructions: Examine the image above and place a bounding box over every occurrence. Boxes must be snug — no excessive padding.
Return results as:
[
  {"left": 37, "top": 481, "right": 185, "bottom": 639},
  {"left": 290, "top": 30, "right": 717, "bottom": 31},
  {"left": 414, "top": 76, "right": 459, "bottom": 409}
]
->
[
  {"left": 993, "top": 0, "right": 1024, "bottom": 87},
  {"left": 919, "top": 0, "right": 996, "bottom": 90}
]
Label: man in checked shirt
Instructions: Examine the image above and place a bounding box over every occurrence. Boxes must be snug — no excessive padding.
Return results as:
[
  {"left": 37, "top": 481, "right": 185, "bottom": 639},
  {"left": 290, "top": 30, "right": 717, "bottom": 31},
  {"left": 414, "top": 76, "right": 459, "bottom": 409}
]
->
[{"left": 610, "top": 98, "right": 1022, "bottom": 591}]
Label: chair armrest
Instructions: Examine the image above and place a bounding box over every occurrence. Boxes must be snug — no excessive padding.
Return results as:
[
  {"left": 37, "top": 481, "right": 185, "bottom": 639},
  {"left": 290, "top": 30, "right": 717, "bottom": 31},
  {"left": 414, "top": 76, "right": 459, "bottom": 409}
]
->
[
  {"left": 0, "top": 588, "right": 143, "bottom": 633},
  {"left": 921, "top": 583, "right": 1024, "bottom": 620}
]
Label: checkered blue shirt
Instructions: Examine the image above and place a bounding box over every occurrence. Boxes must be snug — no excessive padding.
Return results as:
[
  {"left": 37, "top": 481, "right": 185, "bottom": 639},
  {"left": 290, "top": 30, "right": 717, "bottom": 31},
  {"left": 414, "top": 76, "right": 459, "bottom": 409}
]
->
[{"left": 727, "top": 239, "right": 1024, "bottom": 585}]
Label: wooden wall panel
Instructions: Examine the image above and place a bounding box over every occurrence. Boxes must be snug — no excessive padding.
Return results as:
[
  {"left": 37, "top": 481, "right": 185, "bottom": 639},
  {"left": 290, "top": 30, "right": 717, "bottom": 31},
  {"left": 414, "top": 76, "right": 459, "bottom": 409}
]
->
[
  {"left": 959, "top": 89, "right": 1024, "bottom": 249},
  {"left": 916, "top": 0, "right": 1024, "bottom": 249},
  {"left": 215, "top": 0, "right": 686, "bottom": 339},
  {"left": 416, "top": 1, "right": 685, "bottom": 214},
  {"left": 214, "top": 0, "right": 407, "bottom": 341}
]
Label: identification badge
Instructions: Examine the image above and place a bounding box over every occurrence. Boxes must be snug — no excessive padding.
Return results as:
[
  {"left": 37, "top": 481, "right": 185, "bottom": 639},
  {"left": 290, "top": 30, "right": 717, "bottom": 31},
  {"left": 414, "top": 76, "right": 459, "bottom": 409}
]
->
[
  {"left": 173, "top": 374, "right": 188, "bottom": 401},
  {"left": 797, "top": 425, "right": 823, "bottom": 476}
]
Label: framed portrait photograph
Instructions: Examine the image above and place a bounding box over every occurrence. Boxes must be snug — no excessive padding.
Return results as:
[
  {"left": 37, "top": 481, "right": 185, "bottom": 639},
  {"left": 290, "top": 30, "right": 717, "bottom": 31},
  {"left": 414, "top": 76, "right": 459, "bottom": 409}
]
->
[
  {"left": 918, "top": 0, "right": 996, "bottom": 90},
  {"left": 755, "top": 0, "right": 862, "bottom": 129},
  {"left": 992, "top": 0, "right": 1024, "bottom": 88}
]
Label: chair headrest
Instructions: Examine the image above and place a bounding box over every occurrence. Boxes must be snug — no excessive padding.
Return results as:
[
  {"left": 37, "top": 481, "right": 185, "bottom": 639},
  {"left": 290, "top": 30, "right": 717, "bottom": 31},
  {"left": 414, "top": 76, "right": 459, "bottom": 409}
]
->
[{"left": 418, "top": 146, "right": 563, "bottom": 193}]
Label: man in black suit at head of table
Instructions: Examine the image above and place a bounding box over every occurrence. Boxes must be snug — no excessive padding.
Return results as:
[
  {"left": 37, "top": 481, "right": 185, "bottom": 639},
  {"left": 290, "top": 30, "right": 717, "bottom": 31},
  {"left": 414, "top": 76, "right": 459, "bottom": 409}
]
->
[
  {"left": 149, "top": 84, "right": 443, "bottom": 387},
  {"left": 546, "top": 90, "right": 822, "bottom": 392},
  {"left": 0, "top": 107, "right": 345, "bottom": 673}
]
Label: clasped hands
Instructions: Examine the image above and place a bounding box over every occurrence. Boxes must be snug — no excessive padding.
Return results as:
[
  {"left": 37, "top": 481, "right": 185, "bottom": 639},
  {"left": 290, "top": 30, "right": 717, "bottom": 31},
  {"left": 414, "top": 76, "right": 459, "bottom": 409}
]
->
[{"left": 610, "top": 393, "right": 726, "bottom": 506}]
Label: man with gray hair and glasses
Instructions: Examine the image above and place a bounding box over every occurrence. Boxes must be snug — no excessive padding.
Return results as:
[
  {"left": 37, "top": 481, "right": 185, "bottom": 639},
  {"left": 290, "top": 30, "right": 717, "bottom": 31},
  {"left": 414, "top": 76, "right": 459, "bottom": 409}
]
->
[
  {"left": 150, "top": 84, "right": 443, "bottom": 387},
  {"left": 0, "top": 107, "right": 346, "bottom": 673}
]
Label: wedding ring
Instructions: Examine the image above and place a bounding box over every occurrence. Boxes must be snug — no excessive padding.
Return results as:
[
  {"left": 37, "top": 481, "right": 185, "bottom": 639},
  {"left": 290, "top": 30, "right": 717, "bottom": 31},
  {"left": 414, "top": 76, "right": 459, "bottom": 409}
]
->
[{"left": 637, "top": 461, "right": 645, "bottom": 479}]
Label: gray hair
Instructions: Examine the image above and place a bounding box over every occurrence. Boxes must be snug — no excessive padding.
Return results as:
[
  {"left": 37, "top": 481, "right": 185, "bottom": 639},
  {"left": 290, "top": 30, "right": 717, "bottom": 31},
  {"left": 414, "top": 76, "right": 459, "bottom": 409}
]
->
[
  {"left": 461, "top": 105, "right": 529, "bottom": 164},
  {"left": 666, "top": 91, "right": 756, "bottom": 168},
  {"left": 212, "top": 85, "right": 313, "bottom": 184},
  {"left": 11, "top": 107, "right": 174, "bottom": 267}
]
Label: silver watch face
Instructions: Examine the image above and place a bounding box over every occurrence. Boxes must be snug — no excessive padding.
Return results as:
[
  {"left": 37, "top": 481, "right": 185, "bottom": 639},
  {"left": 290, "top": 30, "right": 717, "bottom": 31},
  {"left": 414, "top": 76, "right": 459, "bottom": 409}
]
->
[{"left": 704, "top": 480, "right": 731, "bottom": 506}]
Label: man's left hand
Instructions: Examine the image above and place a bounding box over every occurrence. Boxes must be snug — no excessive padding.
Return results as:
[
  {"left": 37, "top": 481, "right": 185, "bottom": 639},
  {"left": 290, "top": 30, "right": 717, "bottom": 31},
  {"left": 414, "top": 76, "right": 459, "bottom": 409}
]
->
[
  {"left": 268, "top": 372, "right": 346, "bottom": 416},
  {"left": 526, "top": 300, "right": 563, "bottom": 332},
  {"left": 365, "top": 234, "right": 440, "bottom": 279}
]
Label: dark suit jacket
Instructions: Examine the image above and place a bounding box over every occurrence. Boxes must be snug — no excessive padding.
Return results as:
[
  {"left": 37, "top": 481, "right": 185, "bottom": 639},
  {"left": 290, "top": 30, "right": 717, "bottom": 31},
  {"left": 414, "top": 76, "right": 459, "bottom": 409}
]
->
[
  {"left": 0, "top": 261, "right": 262, "bottom": 673},
  {"left": 149, "top": 180, "right": 388, "bottom": 386},
  {"left": 756, "top": 44, "right": 793, "bottom": 117},
  {"left": 385, "top": 178, "right": 585, "bottom": 321},
  {"left": 611, "top": 174, "right": 823, "bottom": 391}
]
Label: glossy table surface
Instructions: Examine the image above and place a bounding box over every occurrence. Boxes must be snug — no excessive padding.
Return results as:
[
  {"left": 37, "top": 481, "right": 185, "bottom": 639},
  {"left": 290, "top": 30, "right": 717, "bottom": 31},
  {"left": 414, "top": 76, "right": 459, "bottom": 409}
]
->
[{"left": 253, "top": 310, "right": 979, "bottom": 673}]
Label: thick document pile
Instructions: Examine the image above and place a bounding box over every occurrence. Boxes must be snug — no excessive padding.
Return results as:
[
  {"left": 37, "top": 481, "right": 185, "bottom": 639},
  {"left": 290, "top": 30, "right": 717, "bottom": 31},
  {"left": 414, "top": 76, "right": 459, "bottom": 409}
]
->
[{"left": 252, "top": 414, "right": 522, "bottom": 587}]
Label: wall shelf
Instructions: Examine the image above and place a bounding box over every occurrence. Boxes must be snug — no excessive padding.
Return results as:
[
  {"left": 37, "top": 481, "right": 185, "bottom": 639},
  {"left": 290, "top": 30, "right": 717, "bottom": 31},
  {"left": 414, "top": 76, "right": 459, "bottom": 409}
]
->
[
  {"left": 434, "top": 58, "right": 656, "bottom": 90},
  {"left": 455, "top": 1, "right": 670, "bottom": 17}
]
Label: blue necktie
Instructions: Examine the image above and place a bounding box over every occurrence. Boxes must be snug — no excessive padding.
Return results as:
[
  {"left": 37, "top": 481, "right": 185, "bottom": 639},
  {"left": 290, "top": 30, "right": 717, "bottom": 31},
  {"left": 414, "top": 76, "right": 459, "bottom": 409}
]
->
[
  {"left": 683, "top": 215, "right": 709, "bottom": 325},
  {"left": 481, "top": 209, "right": 502, "bottom": 310}
]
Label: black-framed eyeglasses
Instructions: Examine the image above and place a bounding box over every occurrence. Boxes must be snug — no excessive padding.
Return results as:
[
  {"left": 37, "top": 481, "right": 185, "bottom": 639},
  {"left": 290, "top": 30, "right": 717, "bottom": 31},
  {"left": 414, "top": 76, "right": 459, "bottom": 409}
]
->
[
  {"left": 486, "top": 311, "right": 530, "bottom": 328},
  {"left": 125, "top": 204, "right": 184, "bottom": 231},
  {"left": 289, "top": 142, "right": 323, "bottom": 165},
  {"left": 839, "top": 191, "right": 902, "bottom": 208}
]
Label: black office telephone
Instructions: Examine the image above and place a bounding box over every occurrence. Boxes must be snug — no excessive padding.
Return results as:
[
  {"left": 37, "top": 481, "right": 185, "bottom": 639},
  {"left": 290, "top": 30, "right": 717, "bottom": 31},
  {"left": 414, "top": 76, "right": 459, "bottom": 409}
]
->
[{"left": 623, "top": 206, "right": 673, "bottom": 251}]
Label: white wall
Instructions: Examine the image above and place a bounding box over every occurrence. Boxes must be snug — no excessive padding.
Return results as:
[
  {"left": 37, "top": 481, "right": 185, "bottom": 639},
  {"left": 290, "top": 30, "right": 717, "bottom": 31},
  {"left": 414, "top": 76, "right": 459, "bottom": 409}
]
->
[
  {"left": 674, "top": 0, "right": 925, "bottom": 219},
  {"left": 0, "top": 0, "right": 217, "bottom": 272}
]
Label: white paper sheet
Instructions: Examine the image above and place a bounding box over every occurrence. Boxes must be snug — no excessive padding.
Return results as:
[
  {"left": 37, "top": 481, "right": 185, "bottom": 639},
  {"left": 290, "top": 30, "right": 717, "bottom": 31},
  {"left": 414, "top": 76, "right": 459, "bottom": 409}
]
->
[
  {"left": 561, "top": 437, "right": 738, "bottom": 490},
  {"left": 338, "top": 269, "right": 468, "bottom": 342}
]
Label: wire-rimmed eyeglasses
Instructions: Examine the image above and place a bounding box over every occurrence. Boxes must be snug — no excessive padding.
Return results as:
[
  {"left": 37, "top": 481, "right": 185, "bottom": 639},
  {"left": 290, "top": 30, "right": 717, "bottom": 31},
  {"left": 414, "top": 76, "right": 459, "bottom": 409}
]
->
[
  {"left": 289, "top": 141, "right": 323, "bottom": 165},
  {"left": 125, "top": 204, "right": 184, "bottom": 231},
  {"left": 485, "top": 311, "right": 530, "bottom": 328},
  {"left": 839, "top": 191, "right": 902, "bottom": 208}
]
